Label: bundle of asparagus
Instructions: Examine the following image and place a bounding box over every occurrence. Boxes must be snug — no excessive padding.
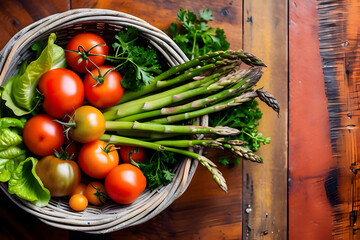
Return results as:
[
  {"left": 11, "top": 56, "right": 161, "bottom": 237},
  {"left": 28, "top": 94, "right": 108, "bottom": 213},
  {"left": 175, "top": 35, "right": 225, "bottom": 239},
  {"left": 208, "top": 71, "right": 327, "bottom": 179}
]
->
[{"left": 100, "top": 50, "right": 279, "bottom": 192}]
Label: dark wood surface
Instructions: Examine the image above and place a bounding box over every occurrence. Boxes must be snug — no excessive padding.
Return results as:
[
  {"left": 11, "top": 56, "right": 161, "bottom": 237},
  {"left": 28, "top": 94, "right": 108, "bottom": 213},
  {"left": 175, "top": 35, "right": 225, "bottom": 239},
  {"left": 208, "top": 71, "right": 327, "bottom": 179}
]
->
[{"left": 0, "top": 0, "right": 288, "bottom": 239}]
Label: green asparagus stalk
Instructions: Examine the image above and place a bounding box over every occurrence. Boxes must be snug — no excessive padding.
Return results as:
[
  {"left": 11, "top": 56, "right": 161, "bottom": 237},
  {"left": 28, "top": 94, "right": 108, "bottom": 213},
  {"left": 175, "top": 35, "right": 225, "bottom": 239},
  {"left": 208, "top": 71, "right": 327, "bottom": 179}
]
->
[
  {"left": 100, "top": 134, "right": 228, "bottom": 192},
  {"left": 153, "top": 139, "right": 262, "bottom": 163},
  {"left": 161, "top": 68, "right": 262, "bottom": 114},
  {"left": 150, "top": 90, "right": 259, "bottom": 124},
  {"left": 152, "top": 138, "right": 246, "bottom": 148},
  {"left": 141, "top": 68, "right": 253, "bottom": 111},
  {"left": 105, "top": 121, "right": 240, "bottom": 136},
  {"left": 115, "top": 129, "right": 181, "bottom": 139}
]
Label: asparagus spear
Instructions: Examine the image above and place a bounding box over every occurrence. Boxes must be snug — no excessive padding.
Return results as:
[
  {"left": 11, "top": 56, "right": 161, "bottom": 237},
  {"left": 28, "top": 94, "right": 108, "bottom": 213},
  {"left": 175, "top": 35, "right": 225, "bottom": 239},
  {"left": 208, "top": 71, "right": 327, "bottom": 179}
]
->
[
  {"left": 153, "top": 139, "right": 262, "bottom": 163},
  {"left": 105, "top": 121, "right": 240, "bottom": 136},
  {"left": 150, "top": 90, "right": 259, "bottom": 124}
]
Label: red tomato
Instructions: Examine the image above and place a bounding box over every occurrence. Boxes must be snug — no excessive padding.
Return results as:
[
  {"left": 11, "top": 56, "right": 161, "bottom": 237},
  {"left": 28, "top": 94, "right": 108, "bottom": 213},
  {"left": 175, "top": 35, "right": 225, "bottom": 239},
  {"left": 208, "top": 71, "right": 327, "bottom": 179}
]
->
[
  {"left": 23, "top": 114, "right": 64, "bottom": 156},
  {"left": 68, "top": 105, "right": 105, "bottom": 143},
  {"left": 78, "top": 140, "right": 119, "bottom": 179},
  {"left": 65, "top": 33, "right": 108, "bottom": 73},
  {"left": 38, "top": 68, "right": 84, "bottom": 118},
  {"left": 84, "top": 65, "right": 124, "bottom": 108},
  {"left": 105, "top": 163, "right": 146, "bottom": 204},
  {"left": 119, "top": 146, "right": 146, "bottom": 163}
]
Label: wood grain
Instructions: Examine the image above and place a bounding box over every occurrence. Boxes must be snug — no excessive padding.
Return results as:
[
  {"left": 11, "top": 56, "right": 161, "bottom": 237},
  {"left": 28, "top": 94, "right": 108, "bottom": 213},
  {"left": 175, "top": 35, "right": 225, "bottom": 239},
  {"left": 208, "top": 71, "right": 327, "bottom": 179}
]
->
[
  {"left": 70, "top": 0, "right": 243, "bottom": 50},
  {"left": 289, "top": 1, "right": 335, "bottom": 239},
  {"left": 316, "top": 0, "right": 360, "bottom": 239},
  {"left": 242, "top": 0, "right": 288, "bottom": 239},
  {"left": 0, "top": 0, "right": 69, "bottom": 48}
]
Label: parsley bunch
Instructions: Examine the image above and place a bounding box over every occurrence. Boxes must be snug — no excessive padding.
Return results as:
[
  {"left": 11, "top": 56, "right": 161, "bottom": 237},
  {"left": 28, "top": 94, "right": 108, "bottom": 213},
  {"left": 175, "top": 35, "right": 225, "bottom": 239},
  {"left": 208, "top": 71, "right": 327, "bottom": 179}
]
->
[
  {"left": 137, "top": 151, "right": 178, "bottom": 190},
  {"left": 167, "top": 9, "right": 230, "bottom": 59},
  {"left": 107, "top": 27, "right": 162, "bottom": 90},
  {"left": 209, "top": 100, "right": 271, "bottom": 152}
]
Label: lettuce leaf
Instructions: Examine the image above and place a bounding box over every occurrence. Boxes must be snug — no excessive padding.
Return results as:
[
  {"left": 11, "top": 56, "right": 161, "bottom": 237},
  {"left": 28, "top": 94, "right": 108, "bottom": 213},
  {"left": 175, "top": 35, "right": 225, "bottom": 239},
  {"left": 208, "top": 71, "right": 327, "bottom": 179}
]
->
[
  {"left": 8, "top": 157, "right": 50, "bottom": 207},
  {"left": 0, "top": 155, "right": 25, "bottom": 182},
  {"left": 1, "top": 33, "right": 66, "bottom": 116},
  {"left": 0, "top": 117, "right": 26, "bottom": 129},
  {"left": 0, "top": 117, "right": 27, "bottom": 182}
]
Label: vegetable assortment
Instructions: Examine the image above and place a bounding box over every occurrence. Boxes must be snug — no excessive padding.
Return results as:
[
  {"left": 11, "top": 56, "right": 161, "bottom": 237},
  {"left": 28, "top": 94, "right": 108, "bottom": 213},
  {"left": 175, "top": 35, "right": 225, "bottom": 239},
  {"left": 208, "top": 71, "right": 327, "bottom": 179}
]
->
[{"left": 0, "top": 9, "right": 279, "bottom": 211}]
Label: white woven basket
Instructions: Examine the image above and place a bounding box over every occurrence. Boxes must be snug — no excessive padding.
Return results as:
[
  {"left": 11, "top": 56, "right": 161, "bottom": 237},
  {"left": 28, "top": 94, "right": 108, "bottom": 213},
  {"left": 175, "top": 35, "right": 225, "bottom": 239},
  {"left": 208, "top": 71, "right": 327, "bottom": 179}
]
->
[{"left": 0, "top": 8, "right": 204, "bottom": 234}]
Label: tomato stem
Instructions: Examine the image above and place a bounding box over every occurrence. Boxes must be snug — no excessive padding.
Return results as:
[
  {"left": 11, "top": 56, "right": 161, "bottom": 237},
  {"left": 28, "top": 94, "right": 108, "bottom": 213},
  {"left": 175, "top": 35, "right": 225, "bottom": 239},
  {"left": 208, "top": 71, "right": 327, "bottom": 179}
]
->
[
  {"left": 90, "top": 183, "right": 110, "bottom": 203},
  {"left": 101, "top": 143, "right": 117, "bottom": 154},
  {"left": 85, "top": 59, "right": 117, "bottom": 85},
  {"left": 53, "top": 119, "right": 76, "bottom": 139},
  {"left": 53, "top": 148, "right": 73, "bottom": 160}
]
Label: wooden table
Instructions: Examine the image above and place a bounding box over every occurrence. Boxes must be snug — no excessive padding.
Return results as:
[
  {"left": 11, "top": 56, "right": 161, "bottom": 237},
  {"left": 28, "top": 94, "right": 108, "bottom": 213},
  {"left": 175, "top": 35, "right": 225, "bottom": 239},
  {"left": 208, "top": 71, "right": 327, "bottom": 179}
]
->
[{"left": 0, "top": 0, "right": 289, "bottom": 239}]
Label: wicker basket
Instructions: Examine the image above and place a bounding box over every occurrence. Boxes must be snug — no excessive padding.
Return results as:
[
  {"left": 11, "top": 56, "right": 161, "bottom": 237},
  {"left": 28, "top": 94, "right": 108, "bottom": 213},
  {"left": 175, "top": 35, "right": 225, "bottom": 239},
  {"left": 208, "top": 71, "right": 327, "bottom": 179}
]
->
[{"left": 0, "top": 8, "right": 204, "bottom": 234}]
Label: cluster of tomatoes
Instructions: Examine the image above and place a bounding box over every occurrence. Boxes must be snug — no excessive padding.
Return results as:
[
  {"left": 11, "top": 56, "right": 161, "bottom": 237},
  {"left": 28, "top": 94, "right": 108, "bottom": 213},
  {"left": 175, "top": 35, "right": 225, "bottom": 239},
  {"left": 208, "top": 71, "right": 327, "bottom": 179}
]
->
[{"left": 22, "top": 33, "right": 147, "bottom": 211}]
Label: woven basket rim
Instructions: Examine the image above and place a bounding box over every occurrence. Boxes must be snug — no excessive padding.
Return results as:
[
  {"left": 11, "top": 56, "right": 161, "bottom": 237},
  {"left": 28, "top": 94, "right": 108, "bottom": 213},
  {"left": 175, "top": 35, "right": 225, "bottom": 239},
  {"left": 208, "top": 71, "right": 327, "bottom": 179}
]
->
[{"left": 0, "top": 8, "right": 203, "bottom": 234}]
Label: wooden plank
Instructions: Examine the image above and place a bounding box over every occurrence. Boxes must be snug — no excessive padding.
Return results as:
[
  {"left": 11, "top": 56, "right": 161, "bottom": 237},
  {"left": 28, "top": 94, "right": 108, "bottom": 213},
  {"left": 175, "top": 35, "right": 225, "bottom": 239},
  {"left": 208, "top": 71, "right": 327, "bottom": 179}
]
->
[
  {"left": 290, "top": 0, "right": 360, "bottom": 239},
  {"left": 316, "top": 0, "right": 360, "bottom": 239},
  {"left": 288, "top": 1, "right": 335, "bottom": 239},
  {"left": 242, "top": 0, "right": 288, "bottom": 239}
]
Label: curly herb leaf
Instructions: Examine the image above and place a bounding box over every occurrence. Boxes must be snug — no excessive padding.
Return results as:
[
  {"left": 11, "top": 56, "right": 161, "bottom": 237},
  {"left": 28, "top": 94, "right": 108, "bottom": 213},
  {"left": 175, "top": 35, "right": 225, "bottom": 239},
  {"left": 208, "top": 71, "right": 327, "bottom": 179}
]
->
[
  {"left": 108, "top": 27, "right": 162, "bottom": 90},
  {"left": 137, "top": 151, "right": 178, "bottom": 191},
  {"left": 167, "top": 9, "right": 230, "bottom": 59}
]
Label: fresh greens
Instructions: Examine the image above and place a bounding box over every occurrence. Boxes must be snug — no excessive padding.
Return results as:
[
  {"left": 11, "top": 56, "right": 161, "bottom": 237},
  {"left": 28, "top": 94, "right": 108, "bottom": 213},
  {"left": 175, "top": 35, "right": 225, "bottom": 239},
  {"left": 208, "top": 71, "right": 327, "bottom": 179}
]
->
[
  {"left": 1, "top": 33, "right": 66, "bottom": 116},
  {"left": 8, "top": 157, "right": 50, "bottom": 207},
  {"left": 136, "top": 151, "right": 178, "bottom": 191},
  {"left": 167, "top": 9, "right": 230, "bottom": 59},
  {"left": 107, "top": 27, "right": 162, "bottom": 90},
  {"left": 0, "top": 117, "right": 26, "bottom": 182},
  {"left": 209, "top": 100, "right": 271, "bottom": 152}
]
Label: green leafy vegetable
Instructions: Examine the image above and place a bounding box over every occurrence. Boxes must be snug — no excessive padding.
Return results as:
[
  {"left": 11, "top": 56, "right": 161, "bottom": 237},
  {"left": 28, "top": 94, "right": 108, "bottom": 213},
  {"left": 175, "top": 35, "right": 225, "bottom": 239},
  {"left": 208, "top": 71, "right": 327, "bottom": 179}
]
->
[
  {"left": 1, "top": 33, "right": 66, "bottom": 116},
  {"left": 209, "top": 100, "right": 270, "bottom": 152},
  {"left": 107, "top": 27, "right": 162, "bottom": 90},
  {"left": 167, "top": 9, "right": 230, "bottom": 59},
  {"left": 0, "top": 117, "right": 27, "bottom": 182},
  {"left": 8, "top": 157, "right": 50, "bottom": 207},
  {"left": 137, "top": 151, "right": 177, "bottom": 190},
  {"left": 31, "top": 40, "right": 47, "bottom": 58}
]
